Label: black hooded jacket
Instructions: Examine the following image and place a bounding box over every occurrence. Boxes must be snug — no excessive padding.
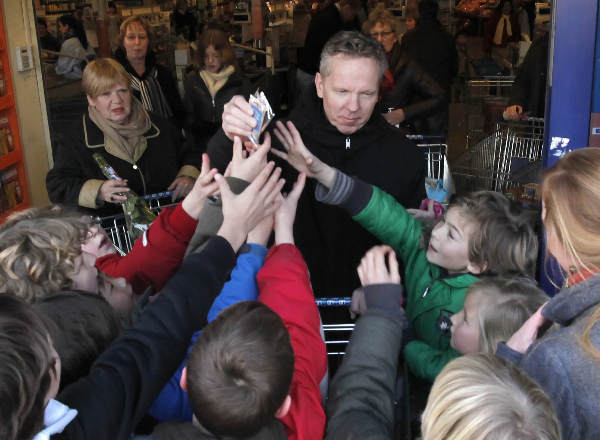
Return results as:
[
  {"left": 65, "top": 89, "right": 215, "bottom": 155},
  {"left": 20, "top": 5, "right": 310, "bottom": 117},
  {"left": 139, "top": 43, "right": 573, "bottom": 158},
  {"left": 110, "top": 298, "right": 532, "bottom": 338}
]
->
[{"left": 207, "top": 90, "right": 425, "bottom": 298}]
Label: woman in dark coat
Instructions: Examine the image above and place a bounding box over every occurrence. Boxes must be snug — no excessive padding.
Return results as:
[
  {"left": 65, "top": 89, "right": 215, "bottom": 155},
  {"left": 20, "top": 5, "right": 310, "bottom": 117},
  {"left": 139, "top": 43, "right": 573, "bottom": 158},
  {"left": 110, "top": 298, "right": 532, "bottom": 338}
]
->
[
  {"left": 114, "top": 16, "right": 186, "bottom": 129},
  {"left": 46, "top": 59, "right": 202, "bottom": 216},
  {"left": 183, "top": 28, "right": 251, "bottom": 148},
  {"left": 363, "top": 9, "right": 446, "bottom": 134}
]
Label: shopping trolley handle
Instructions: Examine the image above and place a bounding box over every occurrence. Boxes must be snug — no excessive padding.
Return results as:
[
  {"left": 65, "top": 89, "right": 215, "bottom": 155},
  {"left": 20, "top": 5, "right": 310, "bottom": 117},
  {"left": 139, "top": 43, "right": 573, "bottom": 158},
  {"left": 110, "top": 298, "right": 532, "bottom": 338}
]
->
[
  {"left": 519, "top": 115, "right": 545, "bottom": 123},
  {"left": 141, "top": 191, "right": 174, "bottom": 201},
  {"left": 406, "top": 134, "right": 446, "bottom": 143}
]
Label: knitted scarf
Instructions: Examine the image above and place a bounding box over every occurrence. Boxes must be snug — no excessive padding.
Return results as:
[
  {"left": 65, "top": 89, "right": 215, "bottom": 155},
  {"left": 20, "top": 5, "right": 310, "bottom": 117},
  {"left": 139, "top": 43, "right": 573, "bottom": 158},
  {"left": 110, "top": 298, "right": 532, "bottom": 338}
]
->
[
  {"left": 88, "top": 97, "right": 151, "bottom": 163},
  {"left": 199, "top": 65, "right": 235, "bottom": 99}
]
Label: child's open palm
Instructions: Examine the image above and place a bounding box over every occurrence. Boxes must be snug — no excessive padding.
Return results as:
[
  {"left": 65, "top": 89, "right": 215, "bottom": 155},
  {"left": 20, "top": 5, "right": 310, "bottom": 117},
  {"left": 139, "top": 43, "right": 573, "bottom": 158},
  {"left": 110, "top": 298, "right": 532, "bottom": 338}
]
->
[{"left": 357, "top": 245, "right": 402, "bottom": 286}]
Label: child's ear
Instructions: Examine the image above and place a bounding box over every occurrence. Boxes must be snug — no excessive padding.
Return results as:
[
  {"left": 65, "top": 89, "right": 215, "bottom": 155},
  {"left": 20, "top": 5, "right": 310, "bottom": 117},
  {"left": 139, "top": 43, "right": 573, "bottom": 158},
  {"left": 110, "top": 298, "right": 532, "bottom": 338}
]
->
[
  {"left": 466, "top": 261, "right": 487, "bottom": 275},
  {"left": 274, "top": 395, "right": 292, "bottom": 419},
  {"left": 180, "top": 367, "right": 188, "bottom": 391}
]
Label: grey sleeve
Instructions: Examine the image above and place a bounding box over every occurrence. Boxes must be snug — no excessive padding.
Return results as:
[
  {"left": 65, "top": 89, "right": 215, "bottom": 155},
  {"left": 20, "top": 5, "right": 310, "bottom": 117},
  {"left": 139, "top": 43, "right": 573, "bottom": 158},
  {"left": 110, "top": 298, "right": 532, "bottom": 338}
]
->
[
  {"left": 184, "top": 177, "right": 249, "bottom": 256},
  {"left": 315, "top": 170, "right": 373, "bottom": 216},
  {"left": 325, "top": 310, "right": 407, "bottom": 440}
]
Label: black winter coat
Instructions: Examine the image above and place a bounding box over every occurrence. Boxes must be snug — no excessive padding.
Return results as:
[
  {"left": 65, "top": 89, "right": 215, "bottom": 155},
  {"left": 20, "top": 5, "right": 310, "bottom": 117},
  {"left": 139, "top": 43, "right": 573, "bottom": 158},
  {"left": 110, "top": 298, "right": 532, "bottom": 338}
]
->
[
  {"left": 400, "top": 19, "right": 458, "bottom": 93},
  {"left": 508, "top": 34, "right": 549, "bottom": 118},
  {"left": 46, "top": 113, "right": 202, "bottom": 217},
  {"left": 114, "top": 48, "right": 186, "bottom": 129},
  {"left": 183, "top": 68, "right": 252, "bottom": 147},
  {"left": 381, "top": 43, "right": 447, "bottom": 131},
  {"left": 207, "top": 90, "right": 426, "bottom": 298}
]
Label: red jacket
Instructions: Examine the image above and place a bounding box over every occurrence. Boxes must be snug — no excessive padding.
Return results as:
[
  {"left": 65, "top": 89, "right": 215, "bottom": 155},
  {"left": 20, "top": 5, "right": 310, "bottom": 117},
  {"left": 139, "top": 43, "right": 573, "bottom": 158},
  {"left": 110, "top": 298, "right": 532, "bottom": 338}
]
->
[
  {"left": 96, "top": 204, "right": 197, "bottom": 294},
  {"left": 257, "top": 244, "right": 327, "bottom": 440}
]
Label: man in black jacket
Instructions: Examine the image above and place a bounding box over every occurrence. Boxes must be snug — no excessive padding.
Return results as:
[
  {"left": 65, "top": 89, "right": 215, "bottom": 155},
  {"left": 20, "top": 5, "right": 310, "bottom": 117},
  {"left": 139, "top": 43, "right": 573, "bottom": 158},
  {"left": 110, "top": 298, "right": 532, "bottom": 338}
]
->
[{"left": 207, "top": 31, "right": 425, "bottom": 299}]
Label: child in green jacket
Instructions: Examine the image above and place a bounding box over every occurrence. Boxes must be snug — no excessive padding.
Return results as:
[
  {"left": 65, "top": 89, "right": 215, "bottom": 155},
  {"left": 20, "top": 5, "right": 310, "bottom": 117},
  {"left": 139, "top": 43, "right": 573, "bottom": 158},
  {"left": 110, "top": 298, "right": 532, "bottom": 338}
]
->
[{"left": 272, "top": 120, "right": 538, "bottom": 381}]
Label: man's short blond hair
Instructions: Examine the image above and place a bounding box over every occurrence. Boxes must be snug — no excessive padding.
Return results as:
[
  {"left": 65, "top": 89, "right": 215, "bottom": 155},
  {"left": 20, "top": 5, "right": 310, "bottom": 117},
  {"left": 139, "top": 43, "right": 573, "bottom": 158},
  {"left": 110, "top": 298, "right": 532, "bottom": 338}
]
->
[
  {"left": 0, "top": 206, "right": 90, "bottom": 303},
  {"left": 82, "top": 58, "right": 131, "bottom": 98},
  {"left": 422, "top": 353, "right": 560, "bottom": 440}
]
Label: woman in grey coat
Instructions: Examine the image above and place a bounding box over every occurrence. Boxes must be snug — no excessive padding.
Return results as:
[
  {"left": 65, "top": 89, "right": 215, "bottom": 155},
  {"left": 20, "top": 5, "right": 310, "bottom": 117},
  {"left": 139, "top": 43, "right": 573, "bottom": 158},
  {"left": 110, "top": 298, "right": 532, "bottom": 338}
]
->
[{"left": 497, "top": 147, "right": 600, "bottom": 440}]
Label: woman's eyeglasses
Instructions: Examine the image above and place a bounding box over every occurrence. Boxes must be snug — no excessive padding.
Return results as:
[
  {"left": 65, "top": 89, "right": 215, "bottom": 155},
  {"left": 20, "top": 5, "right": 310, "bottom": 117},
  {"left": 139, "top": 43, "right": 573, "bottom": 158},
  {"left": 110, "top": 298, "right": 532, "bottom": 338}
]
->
[{"left": 369, "top": 31, "right": 394, "bottom": 38}]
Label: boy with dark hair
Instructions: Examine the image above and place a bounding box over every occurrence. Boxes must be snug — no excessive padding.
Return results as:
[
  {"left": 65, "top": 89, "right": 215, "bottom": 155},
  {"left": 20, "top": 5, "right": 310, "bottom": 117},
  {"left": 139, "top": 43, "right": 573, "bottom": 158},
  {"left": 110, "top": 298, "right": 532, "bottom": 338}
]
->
[{"left": 181, "top": 173, "right": 328, "bottom": 440}]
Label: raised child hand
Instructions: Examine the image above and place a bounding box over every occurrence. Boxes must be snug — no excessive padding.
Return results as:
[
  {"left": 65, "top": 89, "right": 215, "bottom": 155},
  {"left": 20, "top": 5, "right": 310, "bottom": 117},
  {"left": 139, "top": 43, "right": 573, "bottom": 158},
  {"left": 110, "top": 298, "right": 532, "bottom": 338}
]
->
[
  {"left": 181, "top": 154, "right": 219, "bottom": 220},
  {"left": 357, "top": 245, "right": 401, "bottom": 286},
  {"left": 274, "top": 172, "right": 306, "bottom": 245},
  {"left": 228, "top": 134, "right": 271, "bottom": 182},
  {"left": 216, "top": 161, "right": 285, "bottom": 252},
  {"left": 247, "top": 214, "right": 274, "bottom": 247},
  {"left": 507, "top": 302, "right": 549, "bottom": 354},
  {"left": 272, "top": 121, "right": 335, "bottom": 189}
]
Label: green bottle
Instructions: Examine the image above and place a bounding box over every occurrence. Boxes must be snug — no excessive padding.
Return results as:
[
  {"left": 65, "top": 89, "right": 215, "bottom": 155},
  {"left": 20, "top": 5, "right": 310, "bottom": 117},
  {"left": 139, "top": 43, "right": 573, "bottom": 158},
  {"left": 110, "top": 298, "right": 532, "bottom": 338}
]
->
[{"left": 93, "top": 153, "right": 156, "bottom": 242}]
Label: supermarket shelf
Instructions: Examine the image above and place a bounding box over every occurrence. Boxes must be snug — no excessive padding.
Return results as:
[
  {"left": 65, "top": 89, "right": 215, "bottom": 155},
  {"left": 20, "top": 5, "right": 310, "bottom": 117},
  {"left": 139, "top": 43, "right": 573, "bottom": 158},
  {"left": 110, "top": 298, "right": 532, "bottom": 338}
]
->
[
  {"left": 0, "top": 150, "right": 21, "bottom": 170},
  {"left": 0, "top": 93, "right": 13, "bottom": 111}
]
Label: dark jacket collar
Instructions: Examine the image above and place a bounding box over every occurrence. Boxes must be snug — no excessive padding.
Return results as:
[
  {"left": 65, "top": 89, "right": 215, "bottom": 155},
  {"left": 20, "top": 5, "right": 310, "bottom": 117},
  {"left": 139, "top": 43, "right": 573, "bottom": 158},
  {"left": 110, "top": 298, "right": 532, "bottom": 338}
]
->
[
  {"left": 543, "top": 274, "right": 600, "bottom": 326},
  {"left": 82, "top": 112, "right": 159, "bottom": 148},
  {"left": 114, "top": 47, "right": 158, "bottom": 80},
  {"left": 387, "top": 42, "right": 409, "bottom": 77}
]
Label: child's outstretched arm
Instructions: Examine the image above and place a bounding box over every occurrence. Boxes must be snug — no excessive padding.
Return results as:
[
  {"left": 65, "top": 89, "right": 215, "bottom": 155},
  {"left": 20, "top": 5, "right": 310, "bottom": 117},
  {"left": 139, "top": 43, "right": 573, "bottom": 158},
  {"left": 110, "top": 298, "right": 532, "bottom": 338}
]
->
[
  {"left": 326, "top": 246, "right": 408, "bottom": 439},
  {"left": 93, "top": 154, "right": 219, "bottom": 294},
  {"left": 184, "top": 135, "right": 272, "bottom": 256},
  {"left": 56, "top": 164, "right": 284, "bottom": 440},
  {"left": 271, "top": 121, "right": 425, "bottom": 268},
  {"left": 256, "top": 173, "right": 327, "bottom": 440},
  {"left": 147, "top": 219, "right": 272, "bottom": 423}
]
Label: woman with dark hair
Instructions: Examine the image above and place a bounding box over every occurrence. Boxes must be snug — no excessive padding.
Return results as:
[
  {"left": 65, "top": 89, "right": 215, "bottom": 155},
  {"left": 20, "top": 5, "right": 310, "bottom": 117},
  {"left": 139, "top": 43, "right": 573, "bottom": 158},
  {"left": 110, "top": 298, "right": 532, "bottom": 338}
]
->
[
  {"left": 55, "top": 14, "right": 95, "bottom": 80},
  {"left": 114, "top": 16, "right": 186, "bottom": 128},
  {"left": 183, "top": 28, "right": 251, "bottom": 147}
]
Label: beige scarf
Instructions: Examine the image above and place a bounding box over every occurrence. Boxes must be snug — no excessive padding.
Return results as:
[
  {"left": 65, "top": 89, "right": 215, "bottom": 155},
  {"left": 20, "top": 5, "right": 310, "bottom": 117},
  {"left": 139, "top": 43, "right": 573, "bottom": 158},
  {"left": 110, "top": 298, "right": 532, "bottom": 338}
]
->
[
  {"left": 199, "top": 65, "right": 235, "bottom": 99},
  {"left": 493, "top": 15, "right": 513, "bottom": 46},
  {"left": 88, "top": 97, "right": 152, "bottom": 164}
]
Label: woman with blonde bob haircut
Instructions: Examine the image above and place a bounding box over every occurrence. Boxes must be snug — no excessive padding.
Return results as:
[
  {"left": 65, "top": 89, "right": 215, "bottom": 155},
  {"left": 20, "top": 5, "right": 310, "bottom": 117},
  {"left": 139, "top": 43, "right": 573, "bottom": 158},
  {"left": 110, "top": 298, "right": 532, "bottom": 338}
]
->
[
  {"left": 497, "top": 147, "right": 600, "bottom": 439},
  {"left": 46, "top": 58, "right": 202, "bottom": 216},
  {"left": 422, "top": 353, "right": 560, "bottom": 440}
]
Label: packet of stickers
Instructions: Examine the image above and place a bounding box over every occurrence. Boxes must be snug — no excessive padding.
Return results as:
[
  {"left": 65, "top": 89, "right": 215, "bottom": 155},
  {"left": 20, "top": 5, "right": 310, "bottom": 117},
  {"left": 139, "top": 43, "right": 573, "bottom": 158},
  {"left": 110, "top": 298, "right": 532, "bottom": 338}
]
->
[{"left": 249, "top": 90, "right": 275, "bottom": 146}]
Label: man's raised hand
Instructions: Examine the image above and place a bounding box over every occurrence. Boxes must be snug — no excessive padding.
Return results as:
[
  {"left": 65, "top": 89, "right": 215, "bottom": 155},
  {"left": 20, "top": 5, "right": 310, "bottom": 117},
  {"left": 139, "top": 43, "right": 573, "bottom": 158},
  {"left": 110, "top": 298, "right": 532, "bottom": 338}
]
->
[{"left": 222, "top": 95, "right": 258, "bottom": 142}]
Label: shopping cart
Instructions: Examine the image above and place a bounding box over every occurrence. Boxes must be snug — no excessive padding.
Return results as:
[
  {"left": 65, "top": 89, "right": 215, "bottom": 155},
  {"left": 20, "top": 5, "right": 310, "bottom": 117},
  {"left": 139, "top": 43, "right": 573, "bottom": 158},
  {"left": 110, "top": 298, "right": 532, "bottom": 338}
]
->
[
  {"left": 462, "top": 76, "right": 515, "bottom": 146},
  {"left": 94, "top": 191, "right": 176, "bottom": 256},
  {"left": 453, "top": 117, "right": 545, "bottom": 195}
]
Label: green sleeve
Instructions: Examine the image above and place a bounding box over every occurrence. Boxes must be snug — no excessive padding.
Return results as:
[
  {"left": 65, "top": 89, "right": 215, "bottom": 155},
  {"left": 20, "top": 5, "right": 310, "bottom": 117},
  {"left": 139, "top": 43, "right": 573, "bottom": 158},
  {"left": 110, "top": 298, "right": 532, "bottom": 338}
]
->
[
  {"left": 403, "top": 340, "right": 461, "bottom": 382},
  {"left": 353, "top": 186, "right": 434, "bottom": 301},
  {"left": 353, "top": 186, "right": 424, "bottom": 265}
]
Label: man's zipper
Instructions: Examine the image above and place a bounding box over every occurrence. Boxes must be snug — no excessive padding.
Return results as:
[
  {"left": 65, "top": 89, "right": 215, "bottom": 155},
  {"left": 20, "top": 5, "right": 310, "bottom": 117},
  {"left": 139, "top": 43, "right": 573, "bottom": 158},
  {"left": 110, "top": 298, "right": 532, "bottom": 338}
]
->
[{"left": 345, "top": 137, "right": 350, "bottom": 150}]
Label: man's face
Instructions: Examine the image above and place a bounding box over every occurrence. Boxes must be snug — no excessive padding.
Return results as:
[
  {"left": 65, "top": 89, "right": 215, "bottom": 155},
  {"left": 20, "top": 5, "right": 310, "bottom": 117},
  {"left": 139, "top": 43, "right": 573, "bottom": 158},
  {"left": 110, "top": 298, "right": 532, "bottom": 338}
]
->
[{"left": 315, "top": 55, "right": 380, "bottom": 135}]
